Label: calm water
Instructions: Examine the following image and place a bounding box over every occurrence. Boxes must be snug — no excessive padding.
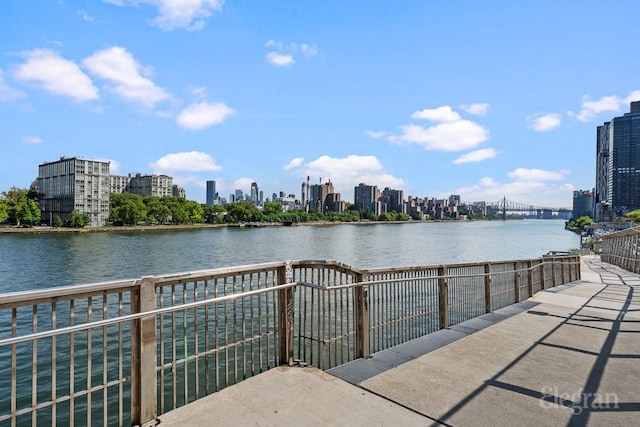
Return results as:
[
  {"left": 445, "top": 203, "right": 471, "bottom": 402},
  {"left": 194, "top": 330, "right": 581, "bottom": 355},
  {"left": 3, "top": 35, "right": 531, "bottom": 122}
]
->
[{"left": 0, "top": 220, "right": 578, "bottom": 293}]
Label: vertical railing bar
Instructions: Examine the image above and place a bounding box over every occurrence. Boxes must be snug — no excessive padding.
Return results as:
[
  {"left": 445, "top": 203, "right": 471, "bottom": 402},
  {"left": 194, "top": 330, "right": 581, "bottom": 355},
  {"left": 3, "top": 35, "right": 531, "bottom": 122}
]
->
[
  {"left": 102, "top": 294, "right": 108, "bottom": 427},
  {"left": 51, "top": 301, "right": 57, "bottom": 427},
  {"left": 182, "top": 283, "right": 188, "bottom": 406},
  {"left": 204, "top": 280, "right": 210, "bottom": 396},
  {"left": 214, "top": 278, "right": 219, "bottom": 392},
  {"left": 171, "top": 284, "right": 177, "bottom": 410},
  {"left": 241, "top": 275, "right": 247, "bottom": 380},
  {"left": 87, "top": 297, "right": 92, "bottom": 427},
  {"left": 32, "top": 305, "right": 38, "bottom": 427},
  {"left": 69, "top": 300, "right": 75, "bottom": 427},
  {"left": 233, "top": 276, "right": 238, "bottom": 385},
  {"left": 194, "top": 281, "right": 199, "bottom": 400},
  {"left": 224, "top": 277, "right": 229, "bottom": 388},
  {"left": 158, "top": 286, "right": 165, "bottom": 414},
  {"left": 11, "top": 308, "right": 17, "bottom": 427},
  {"left": 118, "top": 292, "right": 124, "bottom": 426}
]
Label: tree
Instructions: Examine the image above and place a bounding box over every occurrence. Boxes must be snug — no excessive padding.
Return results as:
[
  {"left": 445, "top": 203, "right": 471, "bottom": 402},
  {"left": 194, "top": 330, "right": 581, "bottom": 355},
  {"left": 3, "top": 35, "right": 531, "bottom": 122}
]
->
[
  {"left": 52, "top": 215, "right": 63, "bottom": 227},
  {"left": 0, "top": 198, "right": 8, "bottom": 223},
  {"left": 110, "top": 193, "right": 146, "bottom": 226},
  {"left": 262, "top": 201, "right": 284, "bottom": 222},
  {"left": 224, "top": 202, "right": 262, "bottom": 223},
  {"left": 624, "top": 210, "right": 640, "bottom": 222},
  {"left": 65, "top": 210, "right": 91, "bottom": 228},
  {"left": 203, "top": 204, "right": 227, "bottom": 224},
  {"left": 2, "top": 187, "right": 41, "bottom": 227},
  {"left": 144, "top": 196, "right": 171, "bottom": 224}
]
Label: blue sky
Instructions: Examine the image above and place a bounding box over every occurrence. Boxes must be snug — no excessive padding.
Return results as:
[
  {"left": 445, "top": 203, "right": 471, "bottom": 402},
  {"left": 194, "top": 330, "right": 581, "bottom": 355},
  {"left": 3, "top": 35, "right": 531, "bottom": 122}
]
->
[{"left": 1, "top": 1, "right": 639, "bottom": 207}]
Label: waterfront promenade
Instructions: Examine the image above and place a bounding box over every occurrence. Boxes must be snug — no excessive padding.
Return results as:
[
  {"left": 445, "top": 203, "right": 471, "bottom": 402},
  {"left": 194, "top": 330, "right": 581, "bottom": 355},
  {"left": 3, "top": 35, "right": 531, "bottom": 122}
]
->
[{"left": 158, "top": 254, "right": 640, "bottom": 426}]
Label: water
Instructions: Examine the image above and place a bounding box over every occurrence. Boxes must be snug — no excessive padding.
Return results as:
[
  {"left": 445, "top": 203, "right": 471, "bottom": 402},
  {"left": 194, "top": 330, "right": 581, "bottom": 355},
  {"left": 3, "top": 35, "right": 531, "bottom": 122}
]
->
[
  {"left": 0, "top": 220, "right": 578, "bottom": 293},
  {"left": 0, "top": 219, "right": 579, "bottom": 425}
]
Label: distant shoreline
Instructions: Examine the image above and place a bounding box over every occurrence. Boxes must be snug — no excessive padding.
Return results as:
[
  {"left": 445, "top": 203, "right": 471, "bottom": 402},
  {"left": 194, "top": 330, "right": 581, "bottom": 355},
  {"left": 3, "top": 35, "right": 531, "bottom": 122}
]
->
[{"left": 0, "top": 220, "right": 429, "bottom": 235}]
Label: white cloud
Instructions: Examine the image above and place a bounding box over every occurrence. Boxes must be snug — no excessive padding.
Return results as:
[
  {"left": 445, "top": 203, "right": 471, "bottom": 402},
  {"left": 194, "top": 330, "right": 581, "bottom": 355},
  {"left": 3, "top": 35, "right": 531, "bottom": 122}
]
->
[
  {"left": 574, "top": 90, "right": 640, "bottom": 122},
  {"left": 12, "top": 49, "right": 99, "bottom": 102},
  {"left": 411, "top": 106, "right": 461, "bottom": 122},
  {"left": 283, "top": 154, "right": 404, "bottom": 201},
  {"left": 527, "top": 112, "right": 561, "bottom": 132},
  {"left": 83, "top": 46, "right": 169, "bottom": 108},
  {"left": 283, "top": 157, "right": 304, "bottom": 171},
  {"left": 507, "top": 168, "right": 568, "bottom": 182},
  {"left": 266, "top": 52, "right": 295, "bottom": 67},
  {"left": 105, "top": 0, "right": 224, "bottom": 31},
  {"left": 176, "top": 101, "right": 234, "bottom": 130},
  {"left": 460, "top": 103, "right": 489, "bottom": 116},
  {"left": 149, "top": 151, "right": 223, "bottom": 172},
  {"left": 0, "top": 69, "right": 25, "bottom": 101},
  {"left": 453, "top": 148, "right": 498, "bottom": 164},
  {"left": 397, "top": 120, "right": 489, "bottom": 151},
  {"left": 23, "top": 136, "right": 43, "bottom": 144},
  {"left": 77, "top": 10, "right": 95, "bottom": 22},
  {"left": 264, "top": 39, "right": 318, "bottom": 67},
  {"left": 364, "top": 130, "right": 387, "bottom": 139}
]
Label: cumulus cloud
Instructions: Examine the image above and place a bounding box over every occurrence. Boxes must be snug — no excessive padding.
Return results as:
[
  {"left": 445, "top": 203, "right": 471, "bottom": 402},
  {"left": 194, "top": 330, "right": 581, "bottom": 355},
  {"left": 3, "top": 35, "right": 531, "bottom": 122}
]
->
[
  {"left": 527, "top": 112, "right": 561, "bottom": 132},
  {"left": 265, "top": 52, "right": 295, "bottom": 67},
  {"left": 453, "top": 148, "right": 497, "bottom": 164},
  {"left": 12, "top": 49, "right": 99, "bottom": 102},
  {"left": 105, "top": 0, "right": 224, "bottom": 31},
  {"left": 176, "top": 101, "right": 234, "bottom": 130},
  {"left": 23, "top": 136, "right": 43, "bottom": 144},
  {"left": 77, "top": 10, "right": 95, "bottom": 22},
  {"left": 265, "top": 39, "right": 318, "bottom": 67},
  {"left": 573, "top": 90, "right": 640, "bottom": 122},
  {"left": 507, "top": 168, "right": 568, "bottom": 182},
  {"left": 396, "top": 121, "right": 489, "bottom": 151},
  {"left": 283, "top": 154, "right": 404, "bottom": 200},
  {"left": 83, "top": 46, "right": 169, "bottom": 108},
  {"left": 460, "top": 103, "right": 489, "bottom": 116},
  {"left": 363, "top": 130, "right": 387, "bottom": 139},
  {"left": 389, "top": 105, "right": 489, "bottom": 151},
  {"left": 411, "top": 106, "right": 461, "bottom": 122},
  {"left": 149, "top": 151, "right": 223, "bottom": 172},
  {"left": 0, "top": 69, "right": 25, "bottom": 101},
  {"left": 283, "top": 157, "right": 304, "bottom": 171}
]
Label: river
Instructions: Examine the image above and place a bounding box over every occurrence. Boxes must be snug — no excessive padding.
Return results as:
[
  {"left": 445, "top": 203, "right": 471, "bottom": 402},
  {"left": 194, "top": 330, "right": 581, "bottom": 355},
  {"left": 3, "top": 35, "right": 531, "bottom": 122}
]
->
[{"left": 0, "top": 220, "right": 579, "bottom": 293}]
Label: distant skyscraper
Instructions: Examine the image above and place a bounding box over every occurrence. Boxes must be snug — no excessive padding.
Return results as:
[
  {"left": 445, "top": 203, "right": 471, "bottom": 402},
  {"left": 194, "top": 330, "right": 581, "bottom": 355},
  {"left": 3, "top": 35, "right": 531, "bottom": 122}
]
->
[
  {"left": 354, "top": 183, "right": 379, "bottom": 212},
  {"left": 595, "top": 101, "right": 640, "bottom": 219},
  {"left": 250, "top": 182, "right": 259, "bottom": 205},
  {"left": 572, "top": 190, "right": 593, "bottom": 219},
  {"left": 235, "top": 189, "right": 243, "bottom": 202},
  {"left": 206, "top": 180, "right": 217, "bottom": 205}
]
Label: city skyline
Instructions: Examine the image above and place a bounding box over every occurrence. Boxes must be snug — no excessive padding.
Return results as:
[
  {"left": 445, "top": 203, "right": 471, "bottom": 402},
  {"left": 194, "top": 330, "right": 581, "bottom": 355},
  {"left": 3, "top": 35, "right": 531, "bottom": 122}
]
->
[{"left": 1, "top": 1, "right": 639, "bottom": 207}]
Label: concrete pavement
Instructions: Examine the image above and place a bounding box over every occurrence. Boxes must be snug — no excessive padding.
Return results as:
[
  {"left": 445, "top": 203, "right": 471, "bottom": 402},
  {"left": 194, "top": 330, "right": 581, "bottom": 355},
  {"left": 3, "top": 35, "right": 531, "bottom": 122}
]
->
[{"left": 157, "top": 255, "right": 640, "bottom": 426}]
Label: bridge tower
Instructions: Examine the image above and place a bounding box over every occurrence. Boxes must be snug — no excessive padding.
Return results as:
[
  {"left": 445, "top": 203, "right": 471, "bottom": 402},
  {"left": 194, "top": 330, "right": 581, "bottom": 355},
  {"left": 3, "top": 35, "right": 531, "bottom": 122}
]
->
[{"left": 502, "top": 196, "right": 506, "bottom": 220}]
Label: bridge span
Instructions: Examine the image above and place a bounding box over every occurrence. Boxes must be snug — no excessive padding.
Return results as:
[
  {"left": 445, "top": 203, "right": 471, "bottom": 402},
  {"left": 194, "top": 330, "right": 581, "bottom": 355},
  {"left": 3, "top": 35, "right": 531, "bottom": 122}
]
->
[{"left": 484, "top": 197, "right": 572, "bottom": 219}]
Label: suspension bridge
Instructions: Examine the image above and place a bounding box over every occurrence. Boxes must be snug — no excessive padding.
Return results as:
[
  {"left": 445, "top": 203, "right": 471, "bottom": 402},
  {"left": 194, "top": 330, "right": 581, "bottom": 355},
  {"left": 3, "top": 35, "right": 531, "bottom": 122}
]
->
[{"left": 486, "top": 197, "right": 572, "bottom": 220}]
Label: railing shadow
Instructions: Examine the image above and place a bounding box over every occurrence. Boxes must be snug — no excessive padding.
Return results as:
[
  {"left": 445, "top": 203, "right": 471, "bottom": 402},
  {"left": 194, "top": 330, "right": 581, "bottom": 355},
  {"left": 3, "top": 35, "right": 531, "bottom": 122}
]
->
[{"left": 430, "top": 256, "right": 640, "bottom": 426}]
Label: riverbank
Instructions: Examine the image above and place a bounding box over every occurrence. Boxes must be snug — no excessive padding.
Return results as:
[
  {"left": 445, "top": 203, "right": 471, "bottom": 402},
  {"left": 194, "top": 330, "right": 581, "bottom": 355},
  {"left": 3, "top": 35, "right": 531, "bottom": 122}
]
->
[{"left": 0, "top": 219, "right": 440, "bottom": 234}]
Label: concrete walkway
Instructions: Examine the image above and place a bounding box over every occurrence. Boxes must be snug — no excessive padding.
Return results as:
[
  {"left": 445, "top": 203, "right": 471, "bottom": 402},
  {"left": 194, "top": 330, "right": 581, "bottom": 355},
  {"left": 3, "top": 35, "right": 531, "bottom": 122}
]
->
[{"left": 157, "top": 255, "right": 640, "bottom": 426}]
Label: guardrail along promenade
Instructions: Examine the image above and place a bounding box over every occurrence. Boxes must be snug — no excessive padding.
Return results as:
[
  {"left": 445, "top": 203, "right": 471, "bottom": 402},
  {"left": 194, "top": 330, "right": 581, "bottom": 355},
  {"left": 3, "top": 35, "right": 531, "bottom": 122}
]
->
[{"left": 0, "top": 255, "right": 580, "bottom": 426}]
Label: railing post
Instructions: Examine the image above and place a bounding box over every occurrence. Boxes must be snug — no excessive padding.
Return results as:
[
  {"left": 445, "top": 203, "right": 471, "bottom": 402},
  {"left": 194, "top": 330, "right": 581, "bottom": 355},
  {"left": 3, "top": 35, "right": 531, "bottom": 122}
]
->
[
  {"left": 278, "top": 261, "right": 295, "bottom": 366},
  {"left": 354, "top": 272, "right": 370, "bottom": 359},
  {"left": 527, "top": 260, "right": 534, "bottom": 297},
  {"left": 131, "top": 277, "right": 157, "bottom": 427},
  {"left": 484, "top": 263, "right": 492, "bottom": 313},
  {"left": 514, "top": 262, "right": 521, "bottom": 303},
  {"left": 438, "top": 266, "right": 448, "bottom": 329},
  {"left": 551, "top": 258, "right": 558, "bottom": 287},
  {"left": 540, "top": 259, "right": 546, "bottom": 291}
]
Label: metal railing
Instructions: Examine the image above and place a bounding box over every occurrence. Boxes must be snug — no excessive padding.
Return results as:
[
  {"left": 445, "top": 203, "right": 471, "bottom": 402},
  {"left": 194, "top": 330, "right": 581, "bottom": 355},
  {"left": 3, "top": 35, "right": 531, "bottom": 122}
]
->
[
  {"left": 599, "top": 226, "right": 640, "bottom": 272},
  {"left": 0, "top": 254, "right": 580, "bottom": 426}
]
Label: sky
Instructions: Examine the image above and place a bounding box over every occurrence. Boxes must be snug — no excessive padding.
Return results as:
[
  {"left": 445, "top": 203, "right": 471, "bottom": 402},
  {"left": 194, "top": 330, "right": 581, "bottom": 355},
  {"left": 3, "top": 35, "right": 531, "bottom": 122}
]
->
[{"left": 1, "top": 1, "right": 639, "bottom": 208}]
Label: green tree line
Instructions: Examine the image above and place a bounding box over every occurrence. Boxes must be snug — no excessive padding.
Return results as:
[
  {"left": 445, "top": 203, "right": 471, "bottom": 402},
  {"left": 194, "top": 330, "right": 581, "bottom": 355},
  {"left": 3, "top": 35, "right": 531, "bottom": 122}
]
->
[{"left": 0, "top": 187, "right": 414, "bottom": 228}]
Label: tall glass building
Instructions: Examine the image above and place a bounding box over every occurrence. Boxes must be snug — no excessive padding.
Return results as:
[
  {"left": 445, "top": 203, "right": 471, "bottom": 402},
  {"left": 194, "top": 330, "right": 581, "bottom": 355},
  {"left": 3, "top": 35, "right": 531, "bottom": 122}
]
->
[{"left": 595, "top": 101, "right": 640, "bottom": 220}]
